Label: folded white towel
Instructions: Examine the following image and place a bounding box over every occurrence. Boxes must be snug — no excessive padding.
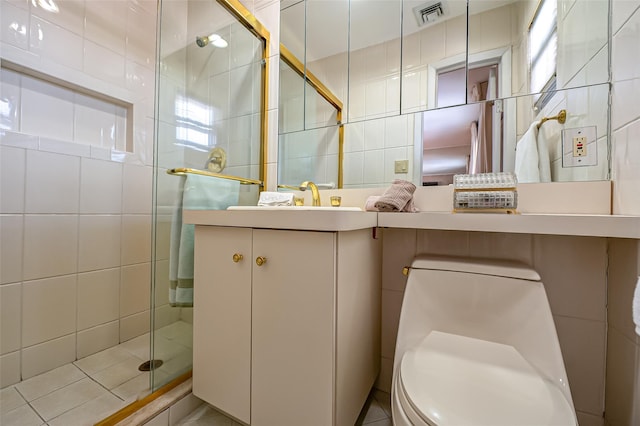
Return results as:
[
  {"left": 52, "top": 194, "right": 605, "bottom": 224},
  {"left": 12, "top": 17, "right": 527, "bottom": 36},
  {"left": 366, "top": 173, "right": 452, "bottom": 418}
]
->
[{"left": 258, "top": 191, "right": 294, "bottom": 206}]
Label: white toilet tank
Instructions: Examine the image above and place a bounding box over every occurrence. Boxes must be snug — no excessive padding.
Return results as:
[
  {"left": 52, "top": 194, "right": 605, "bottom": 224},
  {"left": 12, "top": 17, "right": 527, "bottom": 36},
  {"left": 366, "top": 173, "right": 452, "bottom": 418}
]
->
[{"left": 392, "top": 254, "right": 576, "bottom": 425}]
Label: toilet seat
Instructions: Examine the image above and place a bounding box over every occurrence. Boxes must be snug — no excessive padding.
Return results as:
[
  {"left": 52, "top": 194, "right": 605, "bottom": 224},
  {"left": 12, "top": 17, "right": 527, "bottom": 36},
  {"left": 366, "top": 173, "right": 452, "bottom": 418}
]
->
[{"left": 399, "top": 331, "right": 576, "bottom": 426}]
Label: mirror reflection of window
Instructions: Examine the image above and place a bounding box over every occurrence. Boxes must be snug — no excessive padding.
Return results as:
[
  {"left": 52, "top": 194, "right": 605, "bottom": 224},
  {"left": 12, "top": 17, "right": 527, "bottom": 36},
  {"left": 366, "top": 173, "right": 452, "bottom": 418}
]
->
[{"left": 529, "top": 0, "right": 558, "bottom": 109}]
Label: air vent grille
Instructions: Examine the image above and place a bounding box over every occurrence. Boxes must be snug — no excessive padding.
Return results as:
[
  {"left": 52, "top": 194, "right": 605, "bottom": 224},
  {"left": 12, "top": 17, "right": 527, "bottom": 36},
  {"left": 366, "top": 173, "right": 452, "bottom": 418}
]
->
[{"left": 413, "top": 1, "right": 446, "bottom": 27}]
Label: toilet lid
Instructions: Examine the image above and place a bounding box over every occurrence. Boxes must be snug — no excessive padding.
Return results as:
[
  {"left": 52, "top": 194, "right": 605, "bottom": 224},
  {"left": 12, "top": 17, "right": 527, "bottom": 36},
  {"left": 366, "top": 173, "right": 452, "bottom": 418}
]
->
[{"left": 400, "top": 331, "right": 576, "bottom": 426}]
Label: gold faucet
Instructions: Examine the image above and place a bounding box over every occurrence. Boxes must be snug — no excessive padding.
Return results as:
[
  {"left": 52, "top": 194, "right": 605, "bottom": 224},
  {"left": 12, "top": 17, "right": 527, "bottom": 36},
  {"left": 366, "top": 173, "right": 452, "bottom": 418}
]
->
[{"left": 299, "top": 181, "right": 321, "bottom": 206}]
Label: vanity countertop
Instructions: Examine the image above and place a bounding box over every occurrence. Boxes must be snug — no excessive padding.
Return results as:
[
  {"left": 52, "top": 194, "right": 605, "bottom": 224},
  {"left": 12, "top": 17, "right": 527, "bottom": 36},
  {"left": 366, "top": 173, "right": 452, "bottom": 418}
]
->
[
  {"left": 184, "top": 208, "right": 640, "bottom": 238},
  {"left": 184, "top": 208, "right": 378, "bottom": 232},
  {"left": 378, "top": 212, "right": 640, "bottom": 239}
]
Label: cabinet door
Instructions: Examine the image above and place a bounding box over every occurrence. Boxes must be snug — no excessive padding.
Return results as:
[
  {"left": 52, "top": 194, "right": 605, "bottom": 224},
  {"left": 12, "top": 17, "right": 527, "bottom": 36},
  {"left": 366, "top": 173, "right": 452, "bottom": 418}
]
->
[
  {"left": 252, "top": 229, "right": 336, "bottom": 426},
  {"left": 192, "top": 226, "right": 252, "bottom": 424}
]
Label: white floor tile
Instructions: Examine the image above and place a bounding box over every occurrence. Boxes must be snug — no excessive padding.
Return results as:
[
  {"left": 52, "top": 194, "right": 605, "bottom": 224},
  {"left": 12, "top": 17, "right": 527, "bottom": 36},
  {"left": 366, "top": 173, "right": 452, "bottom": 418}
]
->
[
  {"left": 360, "top": 398, "right": 388, "bottom": 424},
  {"left": 73, "top": 346, "right": 135, "bottom": 376},
  {"left": 0, "top": 403, "right": 46, "bottom": 426},
  {"left": 156, "top": 321, "right": 192, "bottom": 341},
  {"left": 175, "top": 404, "right": 241, "bottom": 426},
  {"left": 373, "top": 390, "right": 392, "bottom": 418},
  {"left": 119, "top": 333, "right": 151, "bottom": 360},
  {"left": 153, "top": 336, "right": 191, "bottom": 362},
  {"left": 111, "top": 372, "right": 151, "bottom": 402},
  {"left": 90, "top": 355, "right": 145, "bottom": 390},
  {"left": 30, "top": 377, "right": 109, "bottom": 421},
  {"left": 15, "top": 363, "right": 86, "bottom": 402},
  {"left": 0, "top": 387, "right": 27, "bottom": 414},
  {"left": 47, "top": 393, "right": 127, "bottom": 426},
  {"left": 363, "top": 419, "right": 392, "bottom": 426}
]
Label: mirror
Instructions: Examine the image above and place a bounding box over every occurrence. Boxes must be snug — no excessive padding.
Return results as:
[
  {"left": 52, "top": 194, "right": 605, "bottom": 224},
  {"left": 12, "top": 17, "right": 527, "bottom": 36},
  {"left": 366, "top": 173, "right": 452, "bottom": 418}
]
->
[{"left": 278, "top": 0, "right": 611, "bottom": 187}]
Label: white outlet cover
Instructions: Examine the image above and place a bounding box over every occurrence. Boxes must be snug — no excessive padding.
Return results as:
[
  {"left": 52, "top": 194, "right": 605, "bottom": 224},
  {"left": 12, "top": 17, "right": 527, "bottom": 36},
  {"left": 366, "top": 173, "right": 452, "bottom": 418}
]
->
[{"left": 562, "top": 126, "right": 597, "bottom": 167}]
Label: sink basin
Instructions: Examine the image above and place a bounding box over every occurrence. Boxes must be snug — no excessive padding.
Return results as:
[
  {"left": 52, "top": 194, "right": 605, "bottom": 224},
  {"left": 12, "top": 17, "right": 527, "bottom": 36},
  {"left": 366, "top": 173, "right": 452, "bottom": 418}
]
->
[{"left": 227, "top": 205, "right": 363, "bottom": 212}]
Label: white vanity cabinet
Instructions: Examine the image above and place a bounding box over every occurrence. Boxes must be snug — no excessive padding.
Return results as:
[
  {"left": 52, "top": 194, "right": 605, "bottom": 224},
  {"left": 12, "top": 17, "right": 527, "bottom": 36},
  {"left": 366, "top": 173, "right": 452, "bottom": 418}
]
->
[{"left": 192, "top": 225, "right": 381, "bottom": 426}]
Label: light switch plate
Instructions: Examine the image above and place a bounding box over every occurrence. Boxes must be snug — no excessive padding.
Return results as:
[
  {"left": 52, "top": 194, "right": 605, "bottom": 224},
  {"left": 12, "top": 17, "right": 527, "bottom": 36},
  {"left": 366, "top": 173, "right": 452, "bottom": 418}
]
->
[
  {"left": 395, "top": 160, "right": 409, "bottom": 174},
  {"left": 562, "top": 126, "right": 597, "bottom": 167}
]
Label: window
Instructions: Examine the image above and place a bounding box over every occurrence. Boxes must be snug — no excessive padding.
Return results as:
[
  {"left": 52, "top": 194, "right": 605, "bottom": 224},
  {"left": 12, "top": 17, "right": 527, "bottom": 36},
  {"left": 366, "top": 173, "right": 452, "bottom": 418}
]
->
[
  {"left": 174, "top": 95, "right": 213, "bottom": 151},
  {"left": 529, "top": 0, "right": 557, "bottom": 109}
]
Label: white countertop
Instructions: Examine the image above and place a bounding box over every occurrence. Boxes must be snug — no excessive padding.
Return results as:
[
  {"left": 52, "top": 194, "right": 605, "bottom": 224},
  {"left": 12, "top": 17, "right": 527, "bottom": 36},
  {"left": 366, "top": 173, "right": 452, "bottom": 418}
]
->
[
  {"left": 184, "top": 208, "right": 640, "bottom": 238},
  {"left": 184, "top": 209, "right": 378, "bottom": 232},
  {"left": 378, "top": 212, "right": 640, "bottom": 238}
]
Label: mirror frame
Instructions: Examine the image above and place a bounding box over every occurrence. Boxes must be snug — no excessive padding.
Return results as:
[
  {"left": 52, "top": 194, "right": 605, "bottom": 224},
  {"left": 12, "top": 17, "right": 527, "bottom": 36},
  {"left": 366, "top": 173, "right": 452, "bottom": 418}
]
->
[
  {"left": 279, "top": 43, "right": 345, "bottom": 188},
  {"left": 215, "top": 0, "right": 271, "bottom": 188}
]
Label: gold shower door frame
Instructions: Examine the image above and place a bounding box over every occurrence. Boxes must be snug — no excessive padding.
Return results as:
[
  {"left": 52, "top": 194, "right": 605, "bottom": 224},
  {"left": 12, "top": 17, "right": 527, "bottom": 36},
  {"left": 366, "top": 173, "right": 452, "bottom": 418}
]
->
[{"left": 97, "top": 1, "right": 270, "bottom": 424}]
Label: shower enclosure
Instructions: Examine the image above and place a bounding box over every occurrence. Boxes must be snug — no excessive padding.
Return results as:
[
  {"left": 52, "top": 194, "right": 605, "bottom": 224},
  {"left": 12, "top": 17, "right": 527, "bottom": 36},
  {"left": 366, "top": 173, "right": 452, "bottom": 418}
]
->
[{"left": 150, "top": 0, "right": 269, "bottom": 391}]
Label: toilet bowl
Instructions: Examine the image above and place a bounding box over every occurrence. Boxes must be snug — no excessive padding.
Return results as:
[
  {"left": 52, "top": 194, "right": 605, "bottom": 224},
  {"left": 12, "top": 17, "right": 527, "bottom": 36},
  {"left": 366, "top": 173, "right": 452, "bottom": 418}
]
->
[{"left": 391, "top": 255, "right": 577, "bottom": 426}]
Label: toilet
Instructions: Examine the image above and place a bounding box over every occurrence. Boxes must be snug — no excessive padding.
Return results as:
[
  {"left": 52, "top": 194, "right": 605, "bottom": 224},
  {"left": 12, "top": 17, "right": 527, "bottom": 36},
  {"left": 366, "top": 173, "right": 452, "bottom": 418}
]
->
[{"left": 391, "top": 255, "right": 577, "bottom": 426}]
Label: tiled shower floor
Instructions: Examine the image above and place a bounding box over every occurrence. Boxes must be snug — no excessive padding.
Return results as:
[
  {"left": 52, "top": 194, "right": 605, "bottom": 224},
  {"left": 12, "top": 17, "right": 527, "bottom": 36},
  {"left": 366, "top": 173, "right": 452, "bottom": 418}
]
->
[
  {"left": 0, "top": 321, "right": 193, "bottom": 426},
  {"left": 1, "top": 318, "right": 391, "bottom": 426}
]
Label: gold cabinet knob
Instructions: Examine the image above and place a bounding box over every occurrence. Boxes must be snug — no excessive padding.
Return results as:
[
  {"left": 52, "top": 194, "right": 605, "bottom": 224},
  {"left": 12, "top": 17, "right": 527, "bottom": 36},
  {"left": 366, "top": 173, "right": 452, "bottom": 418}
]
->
[
  {"left": 232, "top": 253, "right": 243, "bottom": 263},
  {"left": 402, "top": 266, "right": 410, "bottom": 276},
  {"left": 255, "top": 256, "right": 267, "bottom": 266}
]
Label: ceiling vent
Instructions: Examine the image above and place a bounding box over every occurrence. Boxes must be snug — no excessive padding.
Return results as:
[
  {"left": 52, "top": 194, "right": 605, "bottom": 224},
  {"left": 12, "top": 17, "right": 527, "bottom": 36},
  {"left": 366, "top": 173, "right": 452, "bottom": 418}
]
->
[{"left": 413, "top": 1, "right": 447, "bottom": 27}]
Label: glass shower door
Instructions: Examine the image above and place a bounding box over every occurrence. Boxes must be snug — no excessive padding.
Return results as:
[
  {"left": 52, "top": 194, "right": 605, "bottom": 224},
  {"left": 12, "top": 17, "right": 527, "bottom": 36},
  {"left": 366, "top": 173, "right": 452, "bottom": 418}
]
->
[{"left": 151, "top": 0, "right": 268, "bottom": 391}]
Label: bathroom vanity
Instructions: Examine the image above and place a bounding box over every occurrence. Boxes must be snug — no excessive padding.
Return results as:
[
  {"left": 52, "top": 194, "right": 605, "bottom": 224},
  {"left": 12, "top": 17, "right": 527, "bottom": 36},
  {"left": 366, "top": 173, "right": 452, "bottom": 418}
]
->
[{"left": 186, "top": 209, "right": 380, "bottom": 426}]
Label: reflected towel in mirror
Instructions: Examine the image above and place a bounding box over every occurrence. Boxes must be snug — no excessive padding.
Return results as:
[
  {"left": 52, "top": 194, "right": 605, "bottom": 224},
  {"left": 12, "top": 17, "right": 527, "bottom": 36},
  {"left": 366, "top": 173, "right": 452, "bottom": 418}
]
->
[
  {"left": 515, "top": 121, "right": 551, "bottom": 183},
  {"left": 169, "top": 174, "right": 240, "bottom": 307}
]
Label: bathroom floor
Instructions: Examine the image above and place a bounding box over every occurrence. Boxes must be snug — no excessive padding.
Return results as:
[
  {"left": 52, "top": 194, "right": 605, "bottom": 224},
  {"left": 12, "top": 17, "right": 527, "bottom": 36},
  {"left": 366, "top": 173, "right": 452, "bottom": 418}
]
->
[
  {"left": 1, "top": 318, "right": 391, "bottom": 426},
  {"left": 172, "top": 389, "right": 393, "bottom": 426},
  {"left": 0, "top": 321, "right": 193, "bottom": 426}
]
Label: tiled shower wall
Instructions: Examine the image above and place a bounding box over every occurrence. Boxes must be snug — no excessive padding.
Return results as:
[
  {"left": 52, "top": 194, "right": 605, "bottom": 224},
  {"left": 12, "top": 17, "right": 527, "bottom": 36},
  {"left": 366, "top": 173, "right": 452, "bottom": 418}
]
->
[{"left": 0, "top": 0, "right": 160, "bottom": 387}]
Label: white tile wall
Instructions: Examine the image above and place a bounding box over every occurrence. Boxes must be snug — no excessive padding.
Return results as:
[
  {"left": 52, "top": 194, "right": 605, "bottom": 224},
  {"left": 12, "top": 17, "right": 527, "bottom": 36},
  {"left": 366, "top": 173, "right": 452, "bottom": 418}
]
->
[
  {"left": 612, "top": 3, "right": 640, "bottom": 215},
  {"left": 22, "top": 275, "right": 77, "bottom": 347},
  {"left": 0, "top": 1, "right": 29, "bottom": 50},
  {"left": 29, "top": 15, "right": 84, "bottom": 71},
  {"left": 78, "top": 216, "right": 122, "bottom": 272},
  {"left": 0, "top": 283, "right": 21, "bottom": 354},
  {"left": 0, "top": 0, "right": 159, "bottom": 387},
  {"left": 25, "top": 150, "right": 80, "bottom": 213},
  {"left": 21, "top": 333, "right": 76, "bottom": 379},
  {"left": 121, "top": 215, "right": 152, "bottom": 265},
  {"left": 79, "top": 158, "right": 123, "bottom": 214},
  {"left": 0, "top": 351, "right": 21, "bottom": 388},
  {"left": 0, "top": 215, "right": 23, "bottom": 284},
  {"left": 121, "top": 263, "right": 151, "bottom": 317},
  {"left": 21, "top": 73, "right": 75, "bottom": 141},
  {"left": 22, "top": 215, "right": 78, "bottom": 280},
  {"left": 120, "top": 310, "right": 151, "bottom": 342},
  {"left": 76, "top": 321, "right": 120, "bottom": 359},
  {"left": 84, "top": 1, "right": 128, "bottom": 56},
  {"left": 77, "top": 269, "right": 120, "bottom": 331}
]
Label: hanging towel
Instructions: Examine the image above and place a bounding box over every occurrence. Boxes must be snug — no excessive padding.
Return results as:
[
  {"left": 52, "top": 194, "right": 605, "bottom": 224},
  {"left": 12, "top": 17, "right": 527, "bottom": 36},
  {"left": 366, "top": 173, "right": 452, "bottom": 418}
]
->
[
  {"left": 536, "top": 129, "right": 552, "bottom": 182},
  {"left": 515, "top": 120, "right": 553, "bottom": 183},
  {"left": 515, "top": 121, "right": 542, "bottom": 183},
  {"left": 169, "top": 174, "right": 240, "bottom": 307},
  {"left": 374, "top": 180, "right": 418, "bottom": 212}
]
